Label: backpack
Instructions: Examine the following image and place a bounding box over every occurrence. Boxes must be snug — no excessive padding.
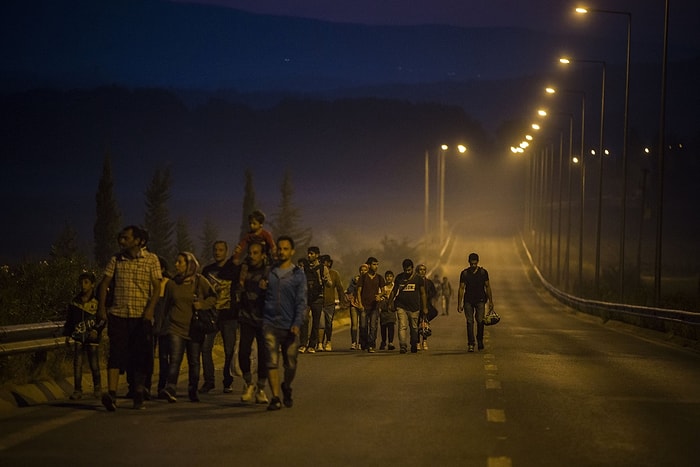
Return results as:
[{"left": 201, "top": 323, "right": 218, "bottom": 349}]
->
[{"left": 304, "top": 262, "right": 325, "bottom": 302}]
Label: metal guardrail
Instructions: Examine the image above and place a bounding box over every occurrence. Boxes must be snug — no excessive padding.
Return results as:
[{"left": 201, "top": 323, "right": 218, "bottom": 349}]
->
[
  {"left": 0, "top": 321, "right": 67, "bottom": 356},
  {"left": 519, "top": 236, "right": 700, "bottom": 342}
]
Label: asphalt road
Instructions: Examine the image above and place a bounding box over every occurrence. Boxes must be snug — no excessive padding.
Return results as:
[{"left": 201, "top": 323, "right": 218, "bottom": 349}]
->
[{"left": 1, "top": 234, "right": 698, "bottom": 467}]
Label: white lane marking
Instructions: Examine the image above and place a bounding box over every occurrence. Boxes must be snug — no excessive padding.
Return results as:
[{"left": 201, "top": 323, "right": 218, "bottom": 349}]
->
[
  {"left": 488, "top": 456, "right": 513, "bottom": 467},
  {"left": 487, "top": 408, "right": 506, "bottom": 422},
  {"left": 486, "top": 378, "right": 502, "bottom": 389},
  {"left": 0, "top": 410, "right": 93, "bottom": 451}
]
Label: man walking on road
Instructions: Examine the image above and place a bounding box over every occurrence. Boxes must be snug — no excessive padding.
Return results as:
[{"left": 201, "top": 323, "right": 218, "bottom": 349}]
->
[
  {"left": 97, "top": 225, "right": 162, "bottom": 411},
  {"left": 388, "top": 259, "right": 427, "bottom": 354},
  {"left": 457, "top": 252, "right": 494, "bottom": 352},
  {"left": 263, "top": 236, "right": 307, "bottom": 410}
]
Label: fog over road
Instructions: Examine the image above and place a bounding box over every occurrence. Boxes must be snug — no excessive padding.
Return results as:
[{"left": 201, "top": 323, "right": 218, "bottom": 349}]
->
[{"left": 1, "top": 235, "right": 698, "bottom": 466}]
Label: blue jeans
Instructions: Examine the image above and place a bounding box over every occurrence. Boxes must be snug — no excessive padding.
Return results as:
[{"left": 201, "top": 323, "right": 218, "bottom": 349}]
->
[
  {"left": 263, "top": 325, "right": 299, "bottom": 387},
  {"left": 72, "top": 343, "right": 100, "bottom": 391},
  {"left": 396, "top": 307, "right": 420, "bottom": 350},
  {"left": 362, "top": 306, "right": 379, "bottom": 349},
  {"left": 464, "top": 302, "right": 485, "bottom": 346},
  {"left": 201, "top": 318, "right": 238, "bottom": 388},
  {"left": 166, "top": 333, "right": 201, "bottom": 395},
  {"left": 301, "top": 300, "right": 323, "bottom": 348},
  {"left": 349, "top": 306, "right": 360, "bottom": 345},
  {"left": 321, "top": 303, "right": 335, "bottom": 342},
  {"left": 238, "top": 321, "right": 268, "bottom": 385}
]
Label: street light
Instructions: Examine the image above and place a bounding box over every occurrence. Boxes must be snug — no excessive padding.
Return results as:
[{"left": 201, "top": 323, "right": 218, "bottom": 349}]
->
[
  {"left": 576, "top": 5, "right": 632, "bottom": 301},
  {"left": 546, "top": 86, "right": 586, "bottom": 292},
  {"left": 438, "top": 144, "right": 467, "bottom": 245},
  {"left": 560, "top": 57, "right": 606, "bottom": 295}
]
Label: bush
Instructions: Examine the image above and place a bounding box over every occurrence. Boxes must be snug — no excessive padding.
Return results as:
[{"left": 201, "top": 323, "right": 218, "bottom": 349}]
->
[{"left": 0, "top": 256, "right": 97, "bottom": 326}]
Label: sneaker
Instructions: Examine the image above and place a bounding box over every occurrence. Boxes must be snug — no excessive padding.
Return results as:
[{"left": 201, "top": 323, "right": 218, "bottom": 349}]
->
[
  {"left": 368, "top": 347, "right": 376, "bottom": 353},
  {"left": 255, "top": 387, "right": 269, "bottom": 404},
  {"left": 298, "top": 346, "right": 307, "bottom": 354},
  {"left": 160, "top": 388, "right": 177, "bottom": 403},
  {"left": 306, "top": 346, "right": 316, "bottom": 354},
  {"left": 281, "top": 382, "right": 293, "bottom": 408},
  {"left": 324, "top": 341, "right": 332, "bottom": 351},
  {"left": 133, "top": 392, "right": 145, "bottom": 410},
  {"left": 388, "top": 343, "right": 395, "bottom": 351},
  {"left": 241, "top": 383, "right": 256, "bottom": 403},
  {"left": 422, "top": 341, "right": 429, "bottom": 350},
  {"left": 379, "top": 341, "right": 386, "bottom": 350},
  {"left": 267, "top": 397, "right": 282, "bottom": 411},
  {"left": 350, "top": 343, "right": 357, "bottom": 350},
  {"left": 70, "top": 390, "right": 82, "bottom": 400},
  {"left": 101, "top": 392, "right": 117, "bottom": 412},
  {"left": 188, "top": 387, "right": 200, "bottom": 403},
  {"left": 316, "top": 343, "right": 324, "bottom": 352},
  {"left": 223, "top": 386, "right": 233, "bottom": 394},
  {"left": 468, "top": 344, "right": 475, "bottom": 353},
  {"left": 400, "top": 346, "right": 407, "bottom": 354},
  {"left": 199, "top": 382, "right": 215, "bottom": 394}
]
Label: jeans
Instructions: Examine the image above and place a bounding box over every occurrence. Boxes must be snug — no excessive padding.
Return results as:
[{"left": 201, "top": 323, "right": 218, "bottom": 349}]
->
[
  {"left": 306, "top": 300, "right": 323, "bottom": 348},
  {"left": 238, "top": 321, "right": 268, "bottom": 385},
  {"left": 321, "top": 303, "right": 335, "bottom": 342},
  {"left": 465, "top": 301, "right": 485, "bottom": 346},
  {"left": 299, "top": 308, "right": 312, "bottom": 347},
  {"left": 349, "top": 306, "right": 360, "bottom": 345},
  {"left": 362, "top": 306, "right": 379, "bottom": 349},
  {"left": 165, "top": 333, "right": 202, "bottom": 395},
  {"left": 72, "top": 343, "right": 101, "bottom": 391},
  {"left": 201, "top": 318, "right": 238, "bottom": 388},
  {"left": 396, "top": 307, "right": 420, "bottom": 350},
  {"left": 156, "top": 334, "right": 170, "bottom": 392},
  {"left": 263, "top": 325, "right": 299, "bottom": 387},
  {"left": 380, "top": 323, "right": 395, "bottom": 345}
]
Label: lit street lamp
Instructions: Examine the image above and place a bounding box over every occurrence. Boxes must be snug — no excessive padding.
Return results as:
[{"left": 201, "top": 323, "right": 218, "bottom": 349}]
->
[
  {"left": 576, "top": 6, "right": 632, "bottom": 301},
  {"left": 560, "top": 57, "right": 606, "bottom": 295}
]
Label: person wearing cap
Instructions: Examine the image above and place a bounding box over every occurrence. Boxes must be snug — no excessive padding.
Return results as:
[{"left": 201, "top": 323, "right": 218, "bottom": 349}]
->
[{"left": 457, "top": 252, "right": 494, "bottom": 352}]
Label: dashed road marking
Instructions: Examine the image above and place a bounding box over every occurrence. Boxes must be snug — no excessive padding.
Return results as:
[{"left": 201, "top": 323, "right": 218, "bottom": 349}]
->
[
  {"left": 486, "top": 378, "right": 502, "bottom": 389},
  {"left": 488, "top": 456, "right": 513, "bottom": 467},
  {"left": 487, "top": 408, "right": 506, "bottom": 422}
]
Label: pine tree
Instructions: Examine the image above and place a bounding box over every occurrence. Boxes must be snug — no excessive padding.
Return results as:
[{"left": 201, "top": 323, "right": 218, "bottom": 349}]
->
[
  {"left": 199, "top": 218, "right": 219, "bottom": 261},
  {"left": 93, "top": 152, "right": 121, "bottom": 267},
  {"left": 269, "top": 171, "right": 312, "bottom": 253},
  {"left": 174, "top": 217, "right": 195, "bottom": 255},
  {"left": 239, "top": 168, "right": 258, "bottom": 241},
  {"left": 143, "top": 166, "right": 174, "bottom": 259}
]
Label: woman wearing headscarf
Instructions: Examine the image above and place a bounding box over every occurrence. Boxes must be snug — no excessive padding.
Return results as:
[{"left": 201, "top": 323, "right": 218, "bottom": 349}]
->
[{"left": 159, "top": 251, "right": 217, "bottom": 403}]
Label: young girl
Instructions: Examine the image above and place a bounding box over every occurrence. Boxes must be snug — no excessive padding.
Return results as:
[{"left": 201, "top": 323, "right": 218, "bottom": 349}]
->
[{"left": 63, "top": 272, "right": 105, "bottom": 400}]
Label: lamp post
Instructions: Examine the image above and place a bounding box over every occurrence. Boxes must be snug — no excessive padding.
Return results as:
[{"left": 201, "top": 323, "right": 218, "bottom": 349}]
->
[
  {"left": 438, "top": 144, "right": 467, "bottom": 246},
  {"left": 655, "top": 0, "right": 670, "bottom": 306},
  {"left": 547, "top": 87, "right": 586, "bottom": 292},
  {"left": 576, "top": 6, "right": 632, "bottom": 301},
  {"left": 560, "top": 57, "right": 606, "bottom": 295}
]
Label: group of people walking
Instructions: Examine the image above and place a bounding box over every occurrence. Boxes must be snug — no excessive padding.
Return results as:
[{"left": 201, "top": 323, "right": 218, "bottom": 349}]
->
[{"left": 63, "top": 212, "right": 495, "bottom": 412}]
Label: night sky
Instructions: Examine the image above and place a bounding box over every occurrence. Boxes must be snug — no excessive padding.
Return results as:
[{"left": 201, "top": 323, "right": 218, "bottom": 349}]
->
[{"left": 1, "top": 0, "right": 698, "bottom": 264}]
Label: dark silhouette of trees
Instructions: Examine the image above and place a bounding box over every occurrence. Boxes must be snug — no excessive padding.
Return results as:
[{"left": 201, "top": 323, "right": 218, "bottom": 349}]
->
[
  {"left": 239, "top": 168, "right": 258, "bottom": 241},
  {"left": 144, "top": 166, "right": 174, "bottom": 260},
  {"left": 93, "top": 152, "right": 121, "bottom": 267},
  {"left": 175, "top": 217, "right": 195, "bottom": 255},
  {"left": 269, "top": 171, "right": 312, "bottom": 254},
  {"left": 199, "top": 219, "right": 219, "bottom": 261}
]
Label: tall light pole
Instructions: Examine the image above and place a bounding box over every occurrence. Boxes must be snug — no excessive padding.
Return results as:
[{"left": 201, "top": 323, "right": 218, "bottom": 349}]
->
[
  {"left": 560, "top": 57, "right": 606, "bottom": 295},
  {"left": 576, "top": 6, "right": 632, "bottom": 301},
  {"left": 547, "top": 86, "right": 586, "bottom": 293},
  {"left": 438, "top": 144, "right": 467, "bottom": 246},
  {"left": 424, "top": 149, "right": 430, "bottom": 257}
]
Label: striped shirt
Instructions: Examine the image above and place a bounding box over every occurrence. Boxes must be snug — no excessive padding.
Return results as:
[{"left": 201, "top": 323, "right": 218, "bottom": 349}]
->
[{"left": 104, "top": 249, "right": 162, "bottom": 319}]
